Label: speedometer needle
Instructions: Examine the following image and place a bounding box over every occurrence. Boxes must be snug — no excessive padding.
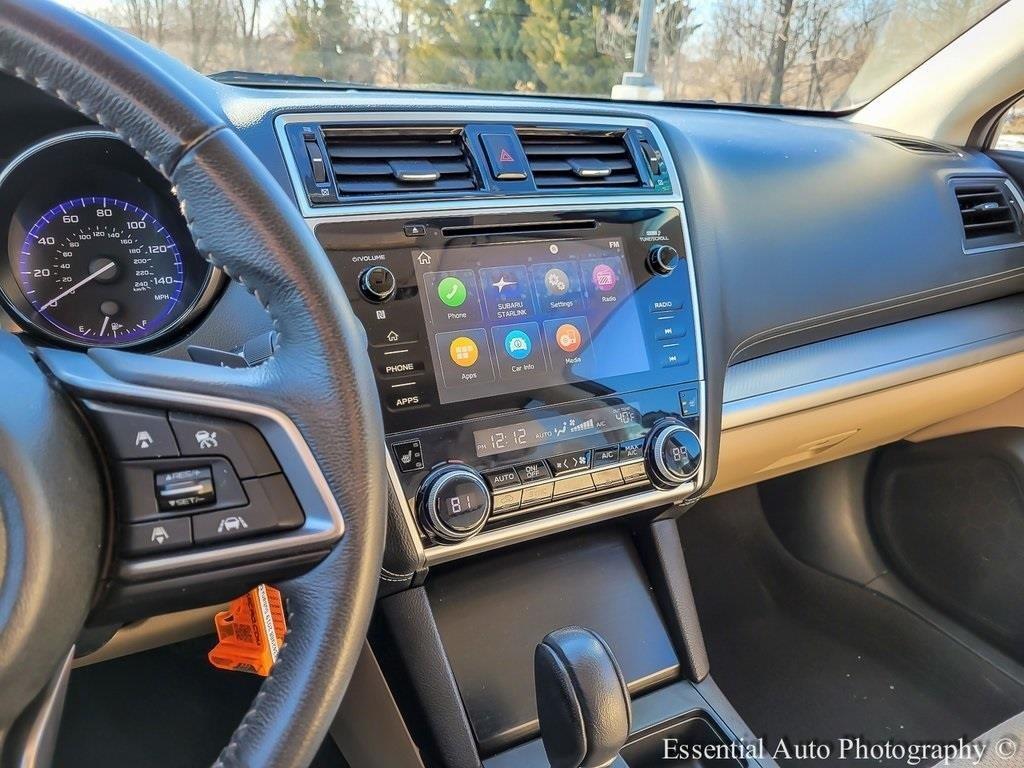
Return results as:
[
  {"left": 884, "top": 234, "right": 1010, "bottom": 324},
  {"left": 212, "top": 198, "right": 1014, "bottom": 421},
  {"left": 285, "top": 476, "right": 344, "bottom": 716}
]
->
[{"left": 42, "top": 261, "right": 116, "bottom": 309}]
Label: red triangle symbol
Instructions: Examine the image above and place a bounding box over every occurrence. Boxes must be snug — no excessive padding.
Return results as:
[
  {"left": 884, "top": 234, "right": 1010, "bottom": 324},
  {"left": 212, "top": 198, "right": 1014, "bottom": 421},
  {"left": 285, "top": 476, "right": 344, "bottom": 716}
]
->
[{"left": 498, "top": 148, "right": 514, "bottom": 163}]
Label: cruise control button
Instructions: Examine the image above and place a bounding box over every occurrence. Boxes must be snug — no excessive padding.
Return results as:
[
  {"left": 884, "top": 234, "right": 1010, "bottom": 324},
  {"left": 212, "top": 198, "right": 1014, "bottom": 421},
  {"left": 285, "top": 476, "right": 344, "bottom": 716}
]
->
[
  {"left": 169, "top": 413, "right": 279, "bottom": 478},
  {"left": 116, "top": 457, "right": 248, "bottom": 523},
  {"left": 155, "top": 466, "right": 215, "bottom": 511},
  {"left": 484, "top": 467, "right": 520, "bottom": 491},
  {"left": 549, "top": 450, "right": 592, "bottom": 475},
  {"left": 192, "top": 475, "right": 304, "bottom": 545},
  {"left": 122, "top": 517, "right": 192, "bottom": 556},
  {"left": 514, "top": 460, "right": 551, "bottom": 483},
  {"left": 83, "top": 401, "right": 178, "bottom": 460},
  {"left": 593, "top": 446, "right": 620, "bottom": 468}
]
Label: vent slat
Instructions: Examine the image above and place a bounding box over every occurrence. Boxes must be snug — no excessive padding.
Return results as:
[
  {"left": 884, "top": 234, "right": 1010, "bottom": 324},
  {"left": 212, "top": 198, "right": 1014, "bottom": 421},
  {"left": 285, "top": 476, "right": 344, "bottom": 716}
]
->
[
  {"left": 517, "top": 129, "right": 643, "bottom": 190},
  {"left": 879, "top": 135, "right": 956, "bottom": 155},
  {"left": 323, "top": 127, "right": 480, "bottom": 198},
  {"left": 954, "top": 181, "right": 1021, "bottom": 242}
]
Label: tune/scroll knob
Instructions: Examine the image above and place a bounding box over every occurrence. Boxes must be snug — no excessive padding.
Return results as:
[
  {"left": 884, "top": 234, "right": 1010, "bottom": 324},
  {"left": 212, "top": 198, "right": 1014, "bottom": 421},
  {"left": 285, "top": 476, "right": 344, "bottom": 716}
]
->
[
  {"left": 644, "top": 420, "right": 702, "bottom": 489},
  {"left": 416, "top": 464, "right": 492, "bottom": 543},
  {"left": 358, "top": 265, "right": 397, "bottom": 302},
  {"left": 647, "top": 245, "right": 680, "bottom": 276}
]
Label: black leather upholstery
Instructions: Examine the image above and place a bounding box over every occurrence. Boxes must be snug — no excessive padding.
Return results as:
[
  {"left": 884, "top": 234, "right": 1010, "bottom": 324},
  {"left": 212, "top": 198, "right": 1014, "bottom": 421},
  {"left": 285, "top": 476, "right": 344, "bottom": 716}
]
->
[
  {"left": 0, "top": 3, "right": 386, "bottom": 767},
  {"left": 535, "top": 626, "right": 632, "bottom": 768}
]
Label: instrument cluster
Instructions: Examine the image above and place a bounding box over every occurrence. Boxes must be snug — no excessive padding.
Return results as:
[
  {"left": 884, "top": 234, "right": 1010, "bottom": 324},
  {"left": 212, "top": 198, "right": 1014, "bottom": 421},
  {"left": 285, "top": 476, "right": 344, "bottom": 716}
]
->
[{"left": 0, "top": 130, "right": 221, "bottom": 349}]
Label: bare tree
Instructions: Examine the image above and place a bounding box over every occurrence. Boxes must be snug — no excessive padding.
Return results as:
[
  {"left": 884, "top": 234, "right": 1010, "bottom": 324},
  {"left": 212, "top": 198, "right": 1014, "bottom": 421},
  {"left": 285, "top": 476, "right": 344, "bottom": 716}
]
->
[
  {"left": 115, "top": 0, "right": 173, "bottom": 46},
  {"left": 181, "top": 0, "right": 228, "bottom": 70},
  {"left": 231, "top": 0, "right": 262, "bottom": 70}
]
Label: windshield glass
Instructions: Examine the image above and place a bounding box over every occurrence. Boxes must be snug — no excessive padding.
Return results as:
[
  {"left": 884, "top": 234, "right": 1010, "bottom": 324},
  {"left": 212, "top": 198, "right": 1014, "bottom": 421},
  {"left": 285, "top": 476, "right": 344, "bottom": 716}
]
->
[{"left": 61, "top": 0, "right": 1004, "bottom": 110}]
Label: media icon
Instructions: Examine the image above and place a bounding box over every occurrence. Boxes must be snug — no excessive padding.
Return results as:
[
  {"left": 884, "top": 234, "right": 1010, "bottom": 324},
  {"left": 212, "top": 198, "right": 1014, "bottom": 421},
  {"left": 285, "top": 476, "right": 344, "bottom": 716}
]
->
[
  {"left": 449, "top": 336, "right": 480, "bottom": 368},
  {"left": 503, "top": 329, "right": 532, "bottom": 360},
  {"left": 555, "top": 323, "right": 583, "bottom": 353}
]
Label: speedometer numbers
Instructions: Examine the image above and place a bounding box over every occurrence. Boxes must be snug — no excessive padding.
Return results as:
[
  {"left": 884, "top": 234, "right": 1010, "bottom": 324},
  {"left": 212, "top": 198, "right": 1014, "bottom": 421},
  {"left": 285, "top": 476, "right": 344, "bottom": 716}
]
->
[{"left": 17, "top": 197, "right": 185, "bottom": 346}]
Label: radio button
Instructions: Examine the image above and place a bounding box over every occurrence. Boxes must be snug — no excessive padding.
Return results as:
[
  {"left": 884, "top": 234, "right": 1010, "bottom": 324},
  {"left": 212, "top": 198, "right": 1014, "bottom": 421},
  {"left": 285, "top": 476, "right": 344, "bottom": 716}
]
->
[
  {"left": 553, "top": 474, "right": 596, "bottom": 498},
  {"left": 621, "top": 463, "right": 649, "bottom": 483},
  {"left": 619, "top": 439, "right": 645, "bottom": 462},
  {"left": 521, "top": 482, "right": 554, "bottom": 507},
  {"left": 492, "top": 490, "right": 523, "bottom": 514},
  {"left": 514, "top": 460, "right": 552, "bottom": 483},
  {"left": 550, "top": 449, "right": 592, "bottom": 475},
  {"left": 484, "top": 467, "right": 521, "bottom": 491},
  {"left": 649, "top": 297, "right": 684, "bottom": 313},
  {"left": 592, "top": 467, "right": 625, "bottom": 489},
  {"left": 593, "top": 446, "right": 620, "bottom": 468}
]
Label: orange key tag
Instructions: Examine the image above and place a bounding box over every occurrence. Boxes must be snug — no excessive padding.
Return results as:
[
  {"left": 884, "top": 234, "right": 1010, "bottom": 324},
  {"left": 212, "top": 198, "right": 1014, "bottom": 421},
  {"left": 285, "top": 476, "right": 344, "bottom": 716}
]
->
[{"left": 208, "top": 584, "right": 286, "bottom": 677}]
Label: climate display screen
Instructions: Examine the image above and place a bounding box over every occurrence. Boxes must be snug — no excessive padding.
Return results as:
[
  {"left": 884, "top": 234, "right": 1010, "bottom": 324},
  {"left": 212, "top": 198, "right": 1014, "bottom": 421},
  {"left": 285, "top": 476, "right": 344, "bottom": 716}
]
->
[
  {"left": 413, "top": 237, "right": 652, "bottom": 405},
  {"left": 473, "top": 403, "right": 642, "bottom": 458}
]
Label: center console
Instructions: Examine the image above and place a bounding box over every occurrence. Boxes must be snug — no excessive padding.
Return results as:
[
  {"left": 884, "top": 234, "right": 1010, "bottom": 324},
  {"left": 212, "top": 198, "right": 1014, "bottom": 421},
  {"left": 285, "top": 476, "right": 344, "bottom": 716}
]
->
[{"left": 317, "top": 205, "right": 705, "bottom": 561}]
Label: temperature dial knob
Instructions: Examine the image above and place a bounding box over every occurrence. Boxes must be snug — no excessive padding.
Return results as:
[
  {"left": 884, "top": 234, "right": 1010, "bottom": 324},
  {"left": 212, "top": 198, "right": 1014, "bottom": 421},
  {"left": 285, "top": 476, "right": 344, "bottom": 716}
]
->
[
  {"left": 417, "top": 464, "right": 492, "bottom": 543},
  {"left": 645, "top": 420, "right": 702, "bottom": 489},
  {"left": 647, "top": 245, "right": 680, "bottom": 276}
]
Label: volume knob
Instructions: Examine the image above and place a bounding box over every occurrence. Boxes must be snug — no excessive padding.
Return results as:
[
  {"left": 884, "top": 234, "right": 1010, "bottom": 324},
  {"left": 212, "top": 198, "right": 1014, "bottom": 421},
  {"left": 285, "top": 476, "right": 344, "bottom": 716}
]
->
[
  {"left": 644, "top": 421, "right": 702, "bottom": 489},
  {"left": 417, "top": 464, "right": 492, "bottom": 543},
  {"left": 359, "top": 265, "right": 396, "bottom": 302}
]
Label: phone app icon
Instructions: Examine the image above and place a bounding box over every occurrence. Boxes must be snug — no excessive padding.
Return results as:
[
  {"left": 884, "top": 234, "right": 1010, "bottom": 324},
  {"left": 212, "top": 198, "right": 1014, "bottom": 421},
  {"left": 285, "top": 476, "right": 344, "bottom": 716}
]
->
[
  {"left": 503, "top": 329, "right": 532, "bottom": 360},
  {"left": 555, "top": 323, "right": 583, "bottom": 353},
  {"left": 449, "top": 336, "right": 479, "bottom": 367},
  {"left": 591, "top": 263, "right": 618, "bottom": 292},
  {"left": 437, "top": 276, "right": 468, "bottom": 308}
]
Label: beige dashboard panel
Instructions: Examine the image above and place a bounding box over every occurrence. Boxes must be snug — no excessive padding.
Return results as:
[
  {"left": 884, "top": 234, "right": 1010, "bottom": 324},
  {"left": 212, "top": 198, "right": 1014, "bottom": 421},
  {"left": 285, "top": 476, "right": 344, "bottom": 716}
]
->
[{"left": 710, "top": 351, "right": 1024, "bottom": 496}]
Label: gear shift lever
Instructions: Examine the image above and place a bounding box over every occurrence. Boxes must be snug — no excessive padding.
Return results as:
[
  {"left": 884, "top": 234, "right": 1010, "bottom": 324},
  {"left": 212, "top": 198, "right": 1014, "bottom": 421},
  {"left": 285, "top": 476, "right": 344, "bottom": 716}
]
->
[{"left": 534, "top": 626, "right": 632, "bottom": 768}]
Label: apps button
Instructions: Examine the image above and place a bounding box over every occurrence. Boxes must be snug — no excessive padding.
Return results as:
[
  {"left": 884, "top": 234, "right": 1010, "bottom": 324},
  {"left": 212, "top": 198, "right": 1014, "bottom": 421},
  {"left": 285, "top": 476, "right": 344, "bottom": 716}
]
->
[
  {"left": 491, "top": 322, "right": 545, "bottom": 380},
  {"left": 435, "top": 328, "right": 495, "bottom": 387}
]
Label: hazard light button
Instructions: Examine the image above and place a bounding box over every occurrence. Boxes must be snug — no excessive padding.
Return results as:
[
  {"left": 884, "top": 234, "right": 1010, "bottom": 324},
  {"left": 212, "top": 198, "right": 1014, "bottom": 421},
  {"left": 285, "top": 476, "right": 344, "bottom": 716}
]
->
[{"left": 480, "top": 133, "right": 529, "bottom": 181}]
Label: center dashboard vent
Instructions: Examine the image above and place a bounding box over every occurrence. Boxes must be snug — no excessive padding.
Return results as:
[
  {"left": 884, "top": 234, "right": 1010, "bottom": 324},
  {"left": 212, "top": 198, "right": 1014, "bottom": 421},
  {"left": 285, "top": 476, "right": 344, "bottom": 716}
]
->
[
  {"left": 954, "top": 179, "right": 1023, "bottom": 245},
  {"left": 322, "top": 127, "right": 480, "bottom": 197},
  {"left": 515, "top": 128, "right": 643, "bottom": 189}
]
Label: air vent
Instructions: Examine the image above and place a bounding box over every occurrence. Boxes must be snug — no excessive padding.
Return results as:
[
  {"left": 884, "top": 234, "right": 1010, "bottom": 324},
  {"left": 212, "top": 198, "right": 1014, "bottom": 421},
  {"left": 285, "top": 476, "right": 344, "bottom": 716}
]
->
[
  {"left": 322, "top": 127, "right": 479, "bottom": 197},
  {"left": 954, "top": 180, "right": 1022, "bottom": 244},
  {"left": 878, "top": 135, "right": 956, "bottom": 155},
  {"left": 516, "top": 128, "right": 643, "bottom": 189}
]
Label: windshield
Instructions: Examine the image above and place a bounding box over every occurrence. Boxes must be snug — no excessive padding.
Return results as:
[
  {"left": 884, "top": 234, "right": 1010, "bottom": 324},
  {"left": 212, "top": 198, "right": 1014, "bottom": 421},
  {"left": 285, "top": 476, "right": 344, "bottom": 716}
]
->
[{"left": 61, "top": 0, "right": 1004, "bottom": 110}]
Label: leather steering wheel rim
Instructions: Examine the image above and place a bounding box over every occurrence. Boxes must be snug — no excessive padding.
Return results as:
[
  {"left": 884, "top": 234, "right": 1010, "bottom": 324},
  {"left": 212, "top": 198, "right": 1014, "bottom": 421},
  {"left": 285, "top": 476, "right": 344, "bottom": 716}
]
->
[{"left": 0, "top": 3, "right": 387, "bottom": 767}]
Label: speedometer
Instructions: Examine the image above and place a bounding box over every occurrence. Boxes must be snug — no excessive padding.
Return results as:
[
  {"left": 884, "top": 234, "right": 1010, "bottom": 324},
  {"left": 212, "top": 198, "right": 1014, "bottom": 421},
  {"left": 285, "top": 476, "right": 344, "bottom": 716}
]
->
[{"left": 17, "top": 197, "right": 185, "bottom": 345}]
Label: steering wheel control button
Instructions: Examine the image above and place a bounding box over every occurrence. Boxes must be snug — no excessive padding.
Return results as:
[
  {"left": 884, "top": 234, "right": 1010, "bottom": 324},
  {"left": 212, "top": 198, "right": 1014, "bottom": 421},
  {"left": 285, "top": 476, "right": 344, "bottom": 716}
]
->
[
  {"left": 122, "top": 517, "right": 192, "bottom": 556},
  {"left": 359, "top": 266, "right": 397, "bottom": 303},
  {"left": 418, "top": 465, "right": 491, "bottom": 543},
  {"left": 156, "top": 466, "right": 215, "bottom": 511},
  {"left": 646, "top": 421, "right": 702, "bottom": 488},
  {"left": 116, "top": 457, "right": 248, "bottom": 522},
  {"left": 83, "top": 401, "right": 178, "bottom": 460},
  {"left": 193, "top": 475, "right": 305, "bottom": 545},
  {"left": 647, "top": 245, "right": 680, "bottom": 276},
  {"left": 169, "top": 413, "right": 279, "bottom": 478},
  {"left": 549, "top": 449, "right": 592, "bottom": 476},
  {"left": 480, "top": 133, "right": 529, "bottom": 181},
  {"left": 393, "top": 439, "right": 425, "bottom": 472},
  {"left": 484, "top": 467, "right": 520, "bottom": 491}
]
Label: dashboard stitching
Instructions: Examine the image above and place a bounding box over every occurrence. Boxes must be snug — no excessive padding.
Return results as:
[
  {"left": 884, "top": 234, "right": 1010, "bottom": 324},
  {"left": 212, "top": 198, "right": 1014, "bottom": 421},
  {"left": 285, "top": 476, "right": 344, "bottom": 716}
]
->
[{"left": 728, "top": 265, "right": 1024, "bottom": 363}]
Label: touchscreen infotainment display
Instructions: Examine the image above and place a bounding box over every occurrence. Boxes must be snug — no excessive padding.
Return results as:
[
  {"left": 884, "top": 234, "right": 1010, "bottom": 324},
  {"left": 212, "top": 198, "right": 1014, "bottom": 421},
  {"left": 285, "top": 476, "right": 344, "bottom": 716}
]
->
[{"left": 413, "top": 237, "right": 652, "bottom": 405}]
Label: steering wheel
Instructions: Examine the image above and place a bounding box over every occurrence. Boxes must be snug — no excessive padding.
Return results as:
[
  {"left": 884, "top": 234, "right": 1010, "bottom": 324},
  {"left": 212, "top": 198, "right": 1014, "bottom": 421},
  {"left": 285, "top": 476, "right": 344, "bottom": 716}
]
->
[{"left": 0, "top": 2, "right": 386, "bottom": 767}]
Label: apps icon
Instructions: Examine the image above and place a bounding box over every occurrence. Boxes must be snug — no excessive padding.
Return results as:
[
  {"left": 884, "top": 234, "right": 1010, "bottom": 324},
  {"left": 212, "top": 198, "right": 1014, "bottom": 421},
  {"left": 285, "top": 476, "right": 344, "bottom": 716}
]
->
[
  {"left": 503, "top": 329, "right": 533, "bottom": 360},
  {"left": 449, "top": 336, "right": 479, "bottom": 367},
  {"left": 591, "top": 263, "right": 618, "bottom": 292},
  {"left": 437, "top": 276, "right": 467, "bottom": 308},
  {"left": 555, "top": 323, "right": 582, "bottom": 353}
]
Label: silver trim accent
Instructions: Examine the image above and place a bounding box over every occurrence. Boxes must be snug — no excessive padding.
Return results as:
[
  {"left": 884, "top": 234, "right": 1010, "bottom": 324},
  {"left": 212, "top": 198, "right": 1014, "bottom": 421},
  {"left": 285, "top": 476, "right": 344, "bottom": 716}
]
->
[
  {"left": 0, "top": 128, "right": 223, "bottom": 351},
  {"left": 423, "top": 467, "right": 491, "bottom": 541},
  {"left": 651, "top": 424, "right": 700, "bottom": 483},
  {"left": 274, "top": 112, "right": 682, "bottom": 218},
  {"left": 39, "top": 349, "right": 344, "bottom": 581}
]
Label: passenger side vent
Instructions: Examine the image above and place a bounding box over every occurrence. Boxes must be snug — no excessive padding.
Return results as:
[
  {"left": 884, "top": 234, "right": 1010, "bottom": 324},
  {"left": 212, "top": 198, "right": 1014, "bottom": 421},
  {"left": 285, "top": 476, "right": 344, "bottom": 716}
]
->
[
  {"left": 879, "top": 135, "right": 957, "bottom": 155},
  {"left": 954, "top": 180, "right": 1022, "bottom": 244},
  {"left": 322, "top": 127, "right": 479, "bottom": 197},
  {"left": 516, "top": 128, "right": 643, "bottom": 189}
]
